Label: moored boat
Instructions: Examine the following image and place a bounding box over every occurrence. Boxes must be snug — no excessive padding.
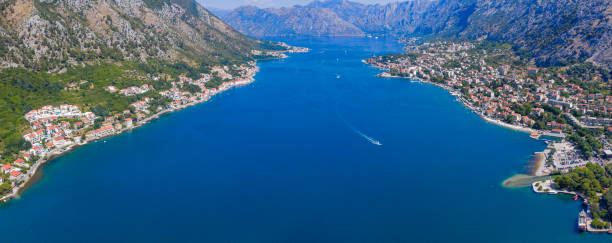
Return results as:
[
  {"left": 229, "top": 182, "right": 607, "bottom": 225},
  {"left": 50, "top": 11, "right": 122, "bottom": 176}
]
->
[{"left": 578, "top": 210, "right": 587, "bottom": 231}]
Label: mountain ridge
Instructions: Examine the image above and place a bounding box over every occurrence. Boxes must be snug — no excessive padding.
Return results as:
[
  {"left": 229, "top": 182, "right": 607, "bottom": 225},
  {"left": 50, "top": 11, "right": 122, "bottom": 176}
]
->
[
  {"left": 224, "top": 4, "right": 364, "bottom": 37},
  {"left": 0, "top": 0, "right": 288, "bottom": 155},
  {"left": 0, "top": 0, "right": 265, "bottom": 72},
  {"left": 223, "top": 0, "right": 612, "bottom": 68}
]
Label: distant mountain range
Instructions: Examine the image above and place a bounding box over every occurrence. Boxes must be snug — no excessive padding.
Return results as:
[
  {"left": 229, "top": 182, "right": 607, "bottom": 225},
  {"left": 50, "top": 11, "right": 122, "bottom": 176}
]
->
[
  {"left": 223, "top": 0, "right": 612, "bottom": 68},
  {"left": 206, "top": 6, "right": 232, "bottom": 17}
]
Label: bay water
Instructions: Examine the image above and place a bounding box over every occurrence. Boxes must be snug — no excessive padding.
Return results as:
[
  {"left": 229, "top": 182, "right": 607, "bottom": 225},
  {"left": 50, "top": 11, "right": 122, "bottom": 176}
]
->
[{"left": 0, "top": 37, "right": 607, "bottom": 242}]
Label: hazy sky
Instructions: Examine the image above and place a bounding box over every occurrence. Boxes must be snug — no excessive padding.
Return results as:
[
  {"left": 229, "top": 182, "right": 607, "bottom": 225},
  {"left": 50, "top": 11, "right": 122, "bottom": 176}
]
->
[{"left": 199, "top": 0, "right": 402, "bottom": 10}]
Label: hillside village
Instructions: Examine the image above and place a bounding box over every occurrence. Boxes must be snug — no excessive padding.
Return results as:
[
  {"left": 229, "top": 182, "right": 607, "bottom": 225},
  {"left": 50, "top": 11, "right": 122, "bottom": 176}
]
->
[
  {"left": 367, "top": 40, "right": 612, "bottom": 174},
  {"left": 0, "top": 38, "right": 310, "bottom": 200},
  {"left": 367, "top": 39, "right": 612, "bottom": 231},
  {"left": 0, "top": 63, "right": 260, "bottom": 198}
]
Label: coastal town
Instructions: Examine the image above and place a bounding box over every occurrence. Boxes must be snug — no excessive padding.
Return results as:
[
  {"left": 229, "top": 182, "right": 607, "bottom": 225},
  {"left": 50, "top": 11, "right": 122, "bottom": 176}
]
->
[
  {"left": 0, "top": 44, "right": 308, "bottom": 202},
  {"left": 367, "top": 39, "right": 612, "bottom": 233}
]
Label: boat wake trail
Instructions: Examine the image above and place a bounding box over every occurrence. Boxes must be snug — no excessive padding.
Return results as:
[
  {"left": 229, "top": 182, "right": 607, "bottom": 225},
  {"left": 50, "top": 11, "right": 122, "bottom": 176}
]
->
[
  {"left": 351, "top": 127, "right": 382, "bottom": 146},
  {"left": 336, "top": 111, "right": 382, "bottom": 146}
]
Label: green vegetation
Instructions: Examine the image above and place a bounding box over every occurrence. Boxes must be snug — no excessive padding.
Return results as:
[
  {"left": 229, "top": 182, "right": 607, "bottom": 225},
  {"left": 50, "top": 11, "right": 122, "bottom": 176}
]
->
[
  {"left": 374, "top": 39, "right": 612, "bottom": 230},
  {"left": 597, "top": 189, "right": 612, "bottom": 223},
  {"left": 205, "top": 75, "right": 225, "bottom": 89},
  {"left": 591, "top": 218, "right": 611, "bottom": 229},
  {"left": 259, "top": 40, "right": 289, "bottom": 51},
  {"left": 0, "top": 183, "right": 11, "bottom": 195},
  {"left": 567, "top": 128, "right": 603, "bottom": 157},
  {"left": 181, "top": 83, "right": 201, "bottom": 94},
  {"left": 554, "top": 163, "right": 612, "bottom": 227},
  {"left": 0, "top": 59, "right": 230, "bottom": 156},
  {"left": 553, "top": 163, "right": 611, "bottom": 199},
  {"left": 565, "top": 62, "right": 611, "bottom": 95}
]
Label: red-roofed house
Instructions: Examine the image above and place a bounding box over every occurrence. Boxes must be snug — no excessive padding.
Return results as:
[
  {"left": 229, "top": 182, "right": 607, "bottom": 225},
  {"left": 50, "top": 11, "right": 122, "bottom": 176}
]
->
[
  {"left": 30, "top": 146, "right": 44, "bottom": 156},
  {"left": 9, "top": 170, "right": 22, "bottom": 180},
  {"left": 53, "top": 136, "right": 66, "bottom": 147},
  {"left": 1, "top": 164, "right": 11, "bottom": 173},
  {"left": 546, "top": 121, "right": 567, "bottom": 129},
  {"left": 125, "top": 118, "right": 133, "bottom": 128},
  {"left": 14, "top": 158, "right": 29, "bottom": 168}
]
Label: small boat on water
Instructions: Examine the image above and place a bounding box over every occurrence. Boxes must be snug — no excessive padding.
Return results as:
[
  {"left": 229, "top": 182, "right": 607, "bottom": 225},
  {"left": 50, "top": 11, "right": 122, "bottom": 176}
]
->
[
  {"left": 336, "top": 74, "right": 341, "bottom": 79},
  {"left": 578, "top": 210, "right": 587, "bottom": 231},
  {"left": 574, "top": 194, "right": 579, "bottom": 201}
]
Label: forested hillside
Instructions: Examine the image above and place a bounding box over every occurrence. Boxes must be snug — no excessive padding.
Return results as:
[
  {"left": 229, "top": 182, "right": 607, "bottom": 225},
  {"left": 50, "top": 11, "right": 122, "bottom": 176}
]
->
[{"left": 0, "top": 0, "right": 279, "bottom": 154}]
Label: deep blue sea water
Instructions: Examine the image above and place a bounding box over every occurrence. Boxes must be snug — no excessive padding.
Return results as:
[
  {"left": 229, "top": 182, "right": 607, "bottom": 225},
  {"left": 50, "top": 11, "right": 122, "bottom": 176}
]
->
[{"left": 0, "top": 37, "right": 609, "bottom": 242}]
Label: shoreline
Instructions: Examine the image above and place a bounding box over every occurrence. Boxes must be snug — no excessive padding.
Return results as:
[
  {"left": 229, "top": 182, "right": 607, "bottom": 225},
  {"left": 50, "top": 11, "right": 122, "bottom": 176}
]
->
[
  {"left": 502, "top": 174, "right": 551, "bottom": 188},
  {"left": 371, "top": 70, "right": 555, "bottom": 180},
  {"left": 375, "top": 73, "right": 537, "bottom": 135},
  {"left": 532, "top": 152, "right": 547, "bottom": 176},
  {"left": 530, "top": 180, "right": 607, "bottom": 233},
  {"left": 0, "top": 65, "right": 263, "bottom": 203},
  {"left": 369, "top": 63, "right": 604, "bottom": 234}
]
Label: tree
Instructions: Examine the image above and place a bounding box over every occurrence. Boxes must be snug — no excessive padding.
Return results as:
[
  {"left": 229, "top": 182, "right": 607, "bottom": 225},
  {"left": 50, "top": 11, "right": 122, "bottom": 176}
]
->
[
  {"left": 591, "top": 218, "right": 609, "bottom": 229},
  {"left": 2, "top": 133, "right": 31, "bottom": 155},
  {"left": 0, "top": 183, "right": 12, "bottom": 195},
  {"left": 181, "top": 83, "right": 201, "bottom": 94}
]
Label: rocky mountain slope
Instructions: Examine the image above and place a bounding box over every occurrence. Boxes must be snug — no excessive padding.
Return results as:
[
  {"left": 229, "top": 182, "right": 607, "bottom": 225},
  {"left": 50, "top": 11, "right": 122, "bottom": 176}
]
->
[
  {"left": 223, "top": 0, "right": 436, "bottom": 37},
  {"left": 0, "top": 0, "right": 262, "bottom": 71},
  {"left": 0, "top": 0, "right": 286, "bottom": 155},
  {"left": 304, "top": 0, "right": 435, "bottom": 34},
  {"left": 224, "top": 0, "right": 612, "bottom": 68},
  {"left": 427, "top": 0, "right": 612, "bottom": 68},
  {"left": 223, "top": 5, "right": 364, "bottom": 37}
]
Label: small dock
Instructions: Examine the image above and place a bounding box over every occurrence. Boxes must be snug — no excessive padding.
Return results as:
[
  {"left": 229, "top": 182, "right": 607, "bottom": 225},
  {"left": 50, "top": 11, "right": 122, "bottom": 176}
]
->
[{"left": 541, "top": 131, "right": 566, "bottom": 139}]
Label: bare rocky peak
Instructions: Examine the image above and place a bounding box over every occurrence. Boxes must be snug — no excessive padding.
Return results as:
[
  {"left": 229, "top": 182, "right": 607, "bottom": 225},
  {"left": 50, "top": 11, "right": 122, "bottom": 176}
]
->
[{"left": 0, "top": 0, "right": 258, "bottom": 71}]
